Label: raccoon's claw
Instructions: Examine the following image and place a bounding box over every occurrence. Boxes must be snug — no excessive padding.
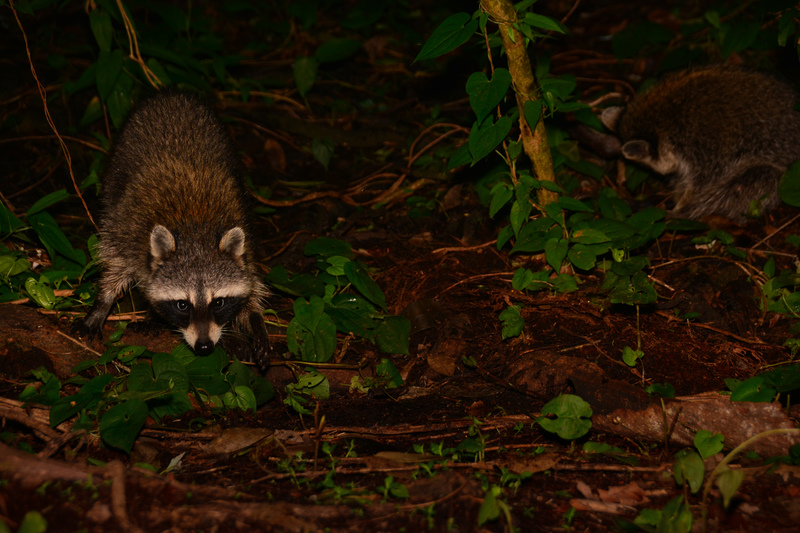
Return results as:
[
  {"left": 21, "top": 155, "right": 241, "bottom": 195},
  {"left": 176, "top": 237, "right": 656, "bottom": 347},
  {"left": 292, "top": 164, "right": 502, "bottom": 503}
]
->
[{"left": 70, "top": 319, "right": 103, "bottom": 342}]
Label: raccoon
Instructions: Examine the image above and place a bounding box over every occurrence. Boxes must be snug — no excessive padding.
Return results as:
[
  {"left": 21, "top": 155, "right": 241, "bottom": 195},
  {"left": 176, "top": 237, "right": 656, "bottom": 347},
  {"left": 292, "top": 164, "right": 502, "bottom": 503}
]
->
[
  {"left": 73, "top": 90, "right": 270, "bottom": 370},
  {"left": 601, "top": 66, "right": 800, "bottom": 221}
]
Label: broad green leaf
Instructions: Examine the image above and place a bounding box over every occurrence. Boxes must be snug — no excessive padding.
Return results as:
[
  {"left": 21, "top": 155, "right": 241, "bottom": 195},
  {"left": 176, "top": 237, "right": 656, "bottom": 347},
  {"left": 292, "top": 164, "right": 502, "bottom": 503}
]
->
[
  {"left": 50, "top": 374, "right": 114, "bottom": 427},
  {"left": 567, "top": 244, "right": 597, "bottom": 271},
  {"left": 468, "top": 115, "right": 513, "bottom": 163},
  {"left": 488, "top": 182, "right": 513, "bottom": 218},
  {"left": 26, "top": 189, "right": 68, "bottom": 216},
  {"left": 0, "top": 201, "right": 24, "bottom": 235},
  {"left": 447, "top": 143, "right": 472, "bottom": 170},
  {"left": 779, "top": 159, "right": 800, "bottom": 207},
  {"left": 499, "top": 304, "right": 524, "bottom": 339},
  {"left": 107, "top": 73, "right": 133, "bottom": 129},
  {"left": 96, "top": 49, "right": 124, "bottom": 102},
  {"left": 730, "top": 376, "right": 777, "bottom": 402},
  {"left": 694, "top": 430, "right": 724, "bottom": 460},
  {"left": 415, "top": 13, "right": 478, "bottom": 62},
  {"left": 544, "top": 237, "right": 568, "bottom": 272},
  {"left": 28, "top": 211, "right": 85, "bottom": 266},
  {"left": 465, "top": 68, "right": 511, "bottom": 123},
  {"left": 537, "top": 394, "right": 592, "bottom": 439},
  {"left": 374, "top": 315, "right": 410, "bottom": 355},
  {"left": 523, "top": 13, "right": 565, "bottom": 34},
  {"left": 523, "top": 99, "right": 542, "bottom": 129},
  {"left": 717, "top": 467, "right": 744, "bottom": 508},
  {"left": 294, "top": 55, "right": 318, "bottom": 97},
  {"left": 89, "top": 8, "right": 113, "bottom": 52},
  {"left": 100, "top": 399, "right": 148, "bottom": 454},
  {"left": 221, "top": 385, "right": 257, "bottom": 412},
  {"left": 311, "top": 138, "right": 334, "bottom": 170},
  {"left": 304, "top": 237, "right": 353, "bottom": 259},
  {"left": 25, "top": 277, "right": 56, "bottom": 310},
  {"left": 344, "top": 261, "right": 387, "bottom": 310},
  {"left": 673, "top": 449, "right": 704, "bottom": 493},
  {"left": 315, "top": 39, "right": 361, "bottom": 63},
  {"left": 571, "top": 228, "right": 609, "bottom": 244}
]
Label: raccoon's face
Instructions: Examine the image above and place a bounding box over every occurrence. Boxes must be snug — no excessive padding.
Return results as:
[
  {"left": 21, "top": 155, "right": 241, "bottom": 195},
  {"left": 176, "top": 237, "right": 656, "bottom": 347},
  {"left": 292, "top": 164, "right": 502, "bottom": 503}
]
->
[{"left": 145, "top": 225, "right": 254, "bottom": 356}]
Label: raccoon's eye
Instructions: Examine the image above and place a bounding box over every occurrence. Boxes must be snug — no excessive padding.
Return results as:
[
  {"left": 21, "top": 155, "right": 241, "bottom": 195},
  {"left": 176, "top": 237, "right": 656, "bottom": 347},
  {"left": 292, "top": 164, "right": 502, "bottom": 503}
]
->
[
  {"left": 175, "top": 300, "right": 190, "bottom": 312},
  {"left": 211, "top": 297, "right": 225, "bottom": 309}
]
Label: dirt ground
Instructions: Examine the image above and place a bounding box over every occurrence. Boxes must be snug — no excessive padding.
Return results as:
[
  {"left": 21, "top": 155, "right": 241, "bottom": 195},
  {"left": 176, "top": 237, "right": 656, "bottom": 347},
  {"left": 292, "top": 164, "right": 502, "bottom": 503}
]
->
[{"left": 3, "top": 1, "right": 800, "bottom": 532}]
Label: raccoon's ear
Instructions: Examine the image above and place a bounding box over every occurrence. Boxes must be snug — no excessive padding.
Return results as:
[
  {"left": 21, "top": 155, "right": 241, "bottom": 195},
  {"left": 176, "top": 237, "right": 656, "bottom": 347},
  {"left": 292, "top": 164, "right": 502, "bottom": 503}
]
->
[
  {"left": 220, "top": 227, "right": 245, "bottom": 261},
  {"left": 621, "top": 140, "right": 651, "bottom": 162},
  {"left": 150, "top": 225, "right": 176, "bottom": 265},
  {"left": 600, "top": 106, "right": 624, "bottom": 132}
]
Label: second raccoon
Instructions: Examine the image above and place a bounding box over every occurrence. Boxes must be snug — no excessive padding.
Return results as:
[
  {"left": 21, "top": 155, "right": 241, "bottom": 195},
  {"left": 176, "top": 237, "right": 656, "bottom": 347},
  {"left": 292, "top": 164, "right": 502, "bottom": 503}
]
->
[
  {"left": 601, "top": 66, "right": 800, "bottom": 221},
  {"left": 74, "top": 90, "right": 270, "bottom": 370}
]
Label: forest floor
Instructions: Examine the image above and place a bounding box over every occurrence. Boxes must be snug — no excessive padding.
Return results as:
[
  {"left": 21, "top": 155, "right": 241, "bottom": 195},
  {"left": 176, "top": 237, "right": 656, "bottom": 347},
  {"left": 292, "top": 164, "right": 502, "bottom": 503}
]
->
[{"left": 2, "top": 1, "right": 800, "bottom": 532}]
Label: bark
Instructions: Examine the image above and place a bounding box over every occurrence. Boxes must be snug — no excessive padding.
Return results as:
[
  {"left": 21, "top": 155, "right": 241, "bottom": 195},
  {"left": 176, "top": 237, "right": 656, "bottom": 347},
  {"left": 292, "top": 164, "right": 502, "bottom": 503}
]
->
[{"left": 480, "top": 0, "right": 559, "bottom": 208}]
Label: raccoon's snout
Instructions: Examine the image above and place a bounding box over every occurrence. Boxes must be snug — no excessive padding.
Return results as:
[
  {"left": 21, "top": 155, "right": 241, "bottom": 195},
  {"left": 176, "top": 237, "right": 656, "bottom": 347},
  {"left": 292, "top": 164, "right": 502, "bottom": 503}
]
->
[{"left": 194, "top": 339, "right": 215, "bottom": 356}]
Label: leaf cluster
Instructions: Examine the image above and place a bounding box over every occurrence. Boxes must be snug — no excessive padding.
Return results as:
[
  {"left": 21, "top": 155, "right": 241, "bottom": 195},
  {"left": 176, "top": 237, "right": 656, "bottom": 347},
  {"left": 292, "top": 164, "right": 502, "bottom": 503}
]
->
[
  {"left": 19, "top": 343, "right": 274, "bottom": 454},
  {"left": 267, "top": 237, "right": 410, "bottom": 363}
]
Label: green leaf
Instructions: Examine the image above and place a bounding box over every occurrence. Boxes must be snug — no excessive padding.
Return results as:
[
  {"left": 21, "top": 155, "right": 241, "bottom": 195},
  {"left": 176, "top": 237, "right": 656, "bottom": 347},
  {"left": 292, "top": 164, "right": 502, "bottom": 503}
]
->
[
  {"left": 374, "top": 315, "right": 410, "bottom": 355},
  {"left": 24, "top": 277, "right": 56, "bottom": 310},
  {"left": 465, "top": 68, "right": 511, "bottom": 123},
  {"left": 523, "top": 99, "right": 542, "bottom": 130},
  {"left": 89, "top": 8, "right": 113, "bottom": 53},
  {"left": 499, "top": 305, "right": 524, "bottom": 339},
  {"left": 720, "top": 21, "right": 760, "bottom": 60},
  {"left": 478, "top": 486, "right": 502, "bottom": 526},
  {"left": 50, "top": 374, "right": 114, "bottom": 427},
  {"left": 96, "top": 49, "right": 124, "bottom": 102},
  {"left": 100, "top": 399, "right": 148, "bottom": 454},
  {"left": 523, "top": 13, "right": 565, "bottom": 34},
  {"left": 622, "top": 346, "right": 643, "bottom": 367},
  {"left": 315, "top": 38, "right": 361, "bottom": 63},
  {"left": 304, "top": 237, "right": 354, "bottom": 259},
  {"left": 27, "top": 189, "right": 69, "bottom": 216},
  {"left": 717, "top": 467, "right": 744, "bottom": 508},
  {"left": 447, "top": 143, "right": 472, "bottom": 170},
  {"left": 17, "top": 511, "right": 47, "bottom": 533},
  {"left": 673, "top": 449, "right": 704, "bottom": 493},
  {"left": 0, "top": 202, "right": 24, "bottom": 235},
  {"left": 558, "top": 197, "right": 592, "bottom": 213},
  {"left": 376, "top": 358, "right": 403, "bottom": 388},
  {"left": 28, "top": 211, "right": 85, "bottom": 266},
  {"left": 468, "top": 115, "right": 513, "bottom": 163},
  {"left": 779, "top": 159, "right": 800, "bottom": 207},
  {"left": 311, "top": 137, "right": 334, "bottom": 170},
  {"left": 344, "top": 261, "right": 387, "bottom": 310},
  {"left": 694, "top": 429, "right": 724, "bottom": 460},
  {"left": 294, "top": 55, "right": 318, "bottom": 97},
  {"left": 537, "top": 394, "right": 592, "bottom": 440},
  {"left": 107, "top": 74, "right": 133, "bottom": 129},
  {"left": 221, "top": 385, "right": 258, "bottom": 412},
  {"left": 512, "top": 268, "right": 535, "bottom": 291},
  {"left": 571, "top": 228, "right": 609, "bottom": 244},
  {"left": 415, "top": 13, "right": 478, "bottom": 62},
  {"left": 730, "top": 376, "right": 777, "bottom": 402},
  {"left": 286, "top": 296, "right": 337, "bottom": 362},
  {"left": 544, "top": 238, "right": 567, "bottom": 272},
  {"left": 568, "top": 244, "right": 597, "bottom": 271},
  {"left": 489, "top": 182, "right": 513, "bottom": 219}
]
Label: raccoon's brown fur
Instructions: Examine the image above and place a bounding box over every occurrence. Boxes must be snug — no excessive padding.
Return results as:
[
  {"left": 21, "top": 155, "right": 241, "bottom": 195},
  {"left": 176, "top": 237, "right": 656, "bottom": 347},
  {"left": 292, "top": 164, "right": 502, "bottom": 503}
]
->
[
  {"left": 74, "top": 90, "right": 270, "bottom": 370},
  {"left": 601, "top": 66, "right": 800, "bottom": 221}
]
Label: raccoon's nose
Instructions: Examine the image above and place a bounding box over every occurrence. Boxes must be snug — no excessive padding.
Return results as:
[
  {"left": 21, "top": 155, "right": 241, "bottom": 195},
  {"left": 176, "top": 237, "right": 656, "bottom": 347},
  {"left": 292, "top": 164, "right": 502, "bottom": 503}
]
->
[{"left": 194, "top": 340, "right": 215, "bottom": 356}]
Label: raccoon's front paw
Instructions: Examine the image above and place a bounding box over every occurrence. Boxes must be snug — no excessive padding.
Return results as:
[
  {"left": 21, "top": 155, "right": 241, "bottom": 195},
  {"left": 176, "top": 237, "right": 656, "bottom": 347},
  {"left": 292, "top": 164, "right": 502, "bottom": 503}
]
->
[{"left": 70, "top": 319, "right": 103, "bottom": 341}]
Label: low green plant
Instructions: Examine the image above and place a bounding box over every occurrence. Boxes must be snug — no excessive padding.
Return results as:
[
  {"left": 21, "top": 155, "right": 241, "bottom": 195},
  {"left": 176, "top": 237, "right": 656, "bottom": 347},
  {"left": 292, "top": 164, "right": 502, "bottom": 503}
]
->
[
  {"left": 536, "top": 394, "right": 592, "bottom": 440},
  {"left": 267, "top": 236, "right": 410, "bottom": 362},
  {"left": 19, "top": 343, "right": 273, "bottom": 454}
]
